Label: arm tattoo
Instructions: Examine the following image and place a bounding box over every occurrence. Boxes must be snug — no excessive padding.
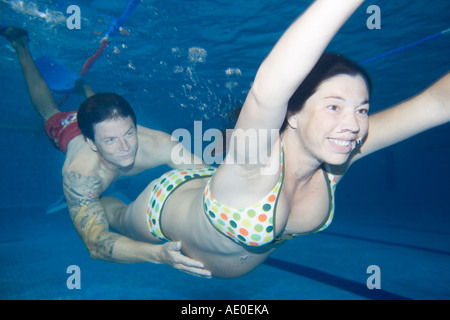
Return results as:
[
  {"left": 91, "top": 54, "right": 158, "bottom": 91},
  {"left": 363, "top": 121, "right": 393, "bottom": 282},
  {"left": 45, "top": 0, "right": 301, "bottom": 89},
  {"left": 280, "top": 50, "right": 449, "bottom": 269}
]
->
[{"left": 63, "top": 171, "right": 120, "bottom": 260}]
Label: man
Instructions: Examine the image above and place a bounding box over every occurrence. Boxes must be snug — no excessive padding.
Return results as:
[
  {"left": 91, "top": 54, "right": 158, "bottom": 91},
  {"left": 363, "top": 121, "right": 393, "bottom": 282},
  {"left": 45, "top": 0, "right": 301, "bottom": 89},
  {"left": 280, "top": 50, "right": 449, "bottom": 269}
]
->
[{"left": 1, "top": 26, "right": 211, "bottom": 278}]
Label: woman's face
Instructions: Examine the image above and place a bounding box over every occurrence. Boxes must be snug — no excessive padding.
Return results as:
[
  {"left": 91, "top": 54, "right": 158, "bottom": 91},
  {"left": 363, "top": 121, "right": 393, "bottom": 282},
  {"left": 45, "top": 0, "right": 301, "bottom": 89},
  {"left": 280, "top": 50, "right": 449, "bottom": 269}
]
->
[{"left": 291, "top": 74, "right": 370, "bottom": 165}]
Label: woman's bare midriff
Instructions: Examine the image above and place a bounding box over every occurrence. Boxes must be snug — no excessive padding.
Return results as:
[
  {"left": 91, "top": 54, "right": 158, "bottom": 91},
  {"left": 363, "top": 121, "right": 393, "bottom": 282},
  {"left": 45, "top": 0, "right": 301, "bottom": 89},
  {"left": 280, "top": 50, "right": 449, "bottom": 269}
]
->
[{"left": 160, "top": 177, "right": 277, "bottom": 278}]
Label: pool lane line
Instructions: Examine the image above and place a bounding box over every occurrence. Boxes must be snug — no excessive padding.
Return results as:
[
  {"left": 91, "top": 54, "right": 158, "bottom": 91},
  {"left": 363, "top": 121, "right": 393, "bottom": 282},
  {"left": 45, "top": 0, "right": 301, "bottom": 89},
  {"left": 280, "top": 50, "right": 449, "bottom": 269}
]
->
[{"left": 264, "top": 257, "right": 411, "bottom": 300}]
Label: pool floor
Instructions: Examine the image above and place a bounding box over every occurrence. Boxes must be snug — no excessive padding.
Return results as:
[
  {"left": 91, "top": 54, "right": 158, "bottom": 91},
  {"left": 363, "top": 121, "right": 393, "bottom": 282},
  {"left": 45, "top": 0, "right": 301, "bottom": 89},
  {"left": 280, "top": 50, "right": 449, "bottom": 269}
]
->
[{"left": 0, "top": 205, "right": 449, "bottom": 300}]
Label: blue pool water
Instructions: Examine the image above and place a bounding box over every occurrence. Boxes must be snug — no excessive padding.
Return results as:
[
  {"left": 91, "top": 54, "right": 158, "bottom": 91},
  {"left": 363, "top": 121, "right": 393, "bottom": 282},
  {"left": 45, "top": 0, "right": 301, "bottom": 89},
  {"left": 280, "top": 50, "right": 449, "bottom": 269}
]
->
[{"left": 0, "top": 0, "right": 449, "bottom": 300}]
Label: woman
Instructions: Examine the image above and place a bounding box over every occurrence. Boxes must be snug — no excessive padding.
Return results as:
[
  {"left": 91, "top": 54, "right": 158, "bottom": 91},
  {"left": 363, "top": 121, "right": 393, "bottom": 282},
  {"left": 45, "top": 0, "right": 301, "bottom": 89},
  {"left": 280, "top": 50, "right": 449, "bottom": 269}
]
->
[{"left": 102, "top": 0, "right": 450, "bottom": 278}]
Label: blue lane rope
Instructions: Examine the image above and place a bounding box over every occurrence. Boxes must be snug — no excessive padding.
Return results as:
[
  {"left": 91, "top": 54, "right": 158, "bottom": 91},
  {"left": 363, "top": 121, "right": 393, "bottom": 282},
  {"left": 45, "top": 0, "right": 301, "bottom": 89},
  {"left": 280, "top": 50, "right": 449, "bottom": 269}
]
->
[
  {"left": 80, "top": 0, "right": 141, "bottom": 75},
  {"left": 57, "top": 0, "right": 141, "bottom": 106},
  {"left": 360, "top": 27, "right": 450, "bottom": 65},
  {"left": 103, "top": 0, "right": 141, "bottom": 41}
]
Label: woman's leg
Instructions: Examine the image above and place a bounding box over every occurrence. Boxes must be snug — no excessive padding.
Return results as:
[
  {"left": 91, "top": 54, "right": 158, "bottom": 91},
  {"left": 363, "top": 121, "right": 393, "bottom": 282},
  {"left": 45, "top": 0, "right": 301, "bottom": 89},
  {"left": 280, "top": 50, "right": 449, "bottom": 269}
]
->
[
  {"left": 100, "top": 196, "right": 128, "bottom": 234},
  {"left": 101, "top": 182, "right": 158, "bottom": 243}
]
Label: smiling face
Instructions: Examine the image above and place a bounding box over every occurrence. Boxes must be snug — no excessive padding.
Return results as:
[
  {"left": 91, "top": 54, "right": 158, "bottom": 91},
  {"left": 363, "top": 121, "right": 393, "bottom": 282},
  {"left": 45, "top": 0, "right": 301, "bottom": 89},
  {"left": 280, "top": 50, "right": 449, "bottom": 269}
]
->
[
  {"left": 89, "top": 116, "right": 138, "bottom": 169},
  {"left": 289, "top": 74, "right": 369, "bottom": 165}
]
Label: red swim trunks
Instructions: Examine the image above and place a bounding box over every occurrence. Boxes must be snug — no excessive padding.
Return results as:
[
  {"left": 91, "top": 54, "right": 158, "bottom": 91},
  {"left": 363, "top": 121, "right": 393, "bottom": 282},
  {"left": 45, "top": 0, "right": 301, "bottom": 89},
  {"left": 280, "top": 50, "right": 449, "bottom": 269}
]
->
[{"left": 44, "top": 111, "right": 82, "bottom": 154}]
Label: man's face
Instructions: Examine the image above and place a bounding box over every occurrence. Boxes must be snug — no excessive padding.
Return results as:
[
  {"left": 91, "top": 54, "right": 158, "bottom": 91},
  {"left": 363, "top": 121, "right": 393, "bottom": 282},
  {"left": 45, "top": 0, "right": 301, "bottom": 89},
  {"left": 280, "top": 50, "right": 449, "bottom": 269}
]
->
[{"left": 91, "top": 116, "right": 138, "bottom": 169}]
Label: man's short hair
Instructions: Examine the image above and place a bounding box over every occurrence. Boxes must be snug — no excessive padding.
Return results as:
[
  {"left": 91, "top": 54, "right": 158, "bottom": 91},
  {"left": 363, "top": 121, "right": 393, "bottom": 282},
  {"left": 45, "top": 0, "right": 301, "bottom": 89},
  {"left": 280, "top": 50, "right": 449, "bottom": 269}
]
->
[{"left": 77, "top": 93, "right": 137, "bottom": 141}]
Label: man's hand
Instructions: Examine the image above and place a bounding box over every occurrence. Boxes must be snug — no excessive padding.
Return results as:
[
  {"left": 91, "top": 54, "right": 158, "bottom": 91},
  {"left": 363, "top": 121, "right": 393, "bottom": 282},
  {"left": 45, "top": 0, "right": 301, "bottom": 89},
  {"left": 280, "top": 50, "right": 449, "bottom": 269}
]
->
[{"left": 159, "top": 241, "right": 212, "bottom": 278}]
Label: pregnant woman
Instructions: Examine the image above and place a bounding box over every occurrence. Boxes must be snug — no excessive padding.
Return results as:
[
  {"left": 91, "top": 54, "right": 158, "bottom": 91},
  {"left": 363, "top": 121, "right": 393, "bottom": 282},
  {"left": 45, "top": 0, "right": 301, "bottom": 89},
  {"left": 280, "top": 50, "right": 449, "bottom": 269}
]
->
[{"left": 101, "top": 0, "right": 450, "bottom": 278}]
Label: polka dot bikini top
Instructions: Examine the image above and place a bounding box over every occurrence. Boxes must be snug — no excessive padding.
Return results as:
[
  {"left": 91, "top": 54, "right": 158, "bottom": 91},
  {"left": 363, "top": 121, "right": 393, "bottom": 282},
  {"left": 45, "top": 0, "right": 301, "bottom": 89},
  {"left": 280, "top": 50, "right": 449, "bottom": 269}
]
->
[
  {"left": 203, "top": 147, "right": 285, "bottom": 247},
  {"left": 203, "top": 148, "right": 337, "bottom": 247}
]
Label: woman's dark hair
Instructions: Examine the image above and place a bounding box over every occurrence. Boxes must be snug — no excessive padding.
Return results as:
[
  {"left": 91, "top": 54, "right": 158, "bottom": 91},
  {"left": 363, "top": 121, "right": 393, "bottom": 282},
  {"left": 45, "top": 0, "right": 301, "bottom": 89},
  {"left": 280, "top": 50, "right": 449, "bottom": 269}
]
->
[
  {"left": 280, "top": 52, "right": 372, "bottom": 131},
  {"left": 77, "top": 93, "right": 137, "bottom": 141}
]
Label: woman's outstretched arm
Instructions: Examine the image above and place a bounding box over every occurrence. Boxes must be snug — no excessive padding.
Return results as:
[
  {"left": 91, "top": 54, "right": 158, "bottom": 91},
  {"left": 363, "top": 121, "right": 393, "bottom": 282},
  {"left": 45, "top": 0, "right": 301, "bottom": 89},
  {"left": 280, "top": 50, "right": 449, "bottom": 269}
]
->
[
  {"left": 351, "top": 72, "right": 450, "bottom": 164},
  {"left": 236, "top": 0, "right": 365, "bottom": 133}
]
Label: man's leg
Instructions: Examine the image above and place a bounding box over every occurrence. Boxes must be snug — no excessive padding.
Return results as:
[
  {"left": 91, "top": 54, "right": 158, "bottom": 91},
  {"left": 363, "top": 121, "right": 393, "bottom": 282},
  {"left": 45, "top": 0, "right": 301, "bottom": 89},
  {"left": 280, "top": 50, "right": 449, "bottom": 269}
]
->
[{"left": 1, "top": 27, "right": 58, "bottom": 121}]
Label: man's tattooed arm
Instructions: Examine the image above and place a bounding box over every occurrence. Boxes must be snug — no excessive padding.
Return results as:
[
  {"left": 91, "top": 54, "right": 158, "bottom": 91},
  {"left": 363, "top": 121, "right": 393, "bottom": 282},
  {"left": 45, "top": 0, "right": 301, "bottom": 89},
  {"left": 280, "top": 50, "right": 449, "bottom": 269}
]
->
[
  {"left": 62, "top": 172, "right": 212, "bottom": 274},
  {"left": 63, "top": 171, "right": 122, "bottom": 261}
]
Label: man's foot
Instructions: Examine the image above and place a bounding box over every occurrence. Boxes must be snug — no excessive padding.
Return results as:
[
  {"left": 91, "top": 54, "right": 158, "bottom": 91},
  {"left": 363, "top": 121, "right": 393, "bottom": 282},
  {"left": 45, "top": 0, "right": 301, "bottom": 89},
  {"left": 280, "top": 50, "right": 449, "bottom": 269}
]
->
[
  {"left": 74, "top": 78, "right": 94, "bottom": 98},
  {"left": 0, "top": 26, "right": 29, "bottom": 47}
]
